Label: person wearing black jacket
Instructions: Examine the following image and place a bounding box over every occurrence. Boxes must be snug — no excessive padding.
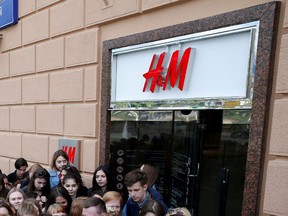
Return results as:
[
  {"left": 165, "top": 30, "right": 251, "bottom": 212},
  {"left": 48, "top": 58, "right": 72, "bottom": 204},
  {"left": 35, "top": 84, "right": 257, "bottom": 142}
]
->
[{"left": 7, "top": 158, "right": 29, "bottom": 185}]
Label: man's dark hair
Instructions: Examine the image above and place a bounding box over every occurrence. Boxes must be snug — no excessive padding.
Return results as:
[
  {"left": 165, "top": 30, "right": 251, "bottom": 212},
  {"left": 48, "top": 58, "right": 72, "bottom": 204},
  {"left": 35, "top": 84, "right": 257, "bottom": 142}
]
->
[
  {"left": 124, "top": 169, "right": 147, "bottom": 187},
  {"left": 15, "top": 158, "right": 28, "bottom": 169},
  {"left": 83, "top": 197, "right": 106, "bottom": 213}
]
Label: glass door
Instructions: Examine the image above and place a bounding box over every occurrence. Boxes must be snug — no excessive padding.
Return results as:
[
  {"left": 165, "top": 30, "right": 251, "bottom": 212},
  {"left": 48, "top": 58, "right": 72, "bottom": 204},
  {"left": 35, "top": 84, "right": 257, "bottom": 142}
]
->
[
  {"left": 197, "top": 110, "right": 250, "bottom": 216},
  {"left": 109, "top": 109, "right": 250, "bottom": 216}
]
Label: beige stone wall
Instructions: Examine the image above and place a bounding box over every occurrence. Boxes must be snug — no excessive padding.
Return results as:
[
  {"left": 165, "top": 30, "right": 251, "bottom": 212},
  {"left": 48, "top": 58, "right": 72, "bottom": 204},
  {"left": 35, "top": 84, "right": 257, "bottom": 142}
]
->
[
  {"left": 0, "top": 0, "right": 288, "bottom": 215},
  {"left": 262, "top": 1, "right": 288, "bottom": 215}
]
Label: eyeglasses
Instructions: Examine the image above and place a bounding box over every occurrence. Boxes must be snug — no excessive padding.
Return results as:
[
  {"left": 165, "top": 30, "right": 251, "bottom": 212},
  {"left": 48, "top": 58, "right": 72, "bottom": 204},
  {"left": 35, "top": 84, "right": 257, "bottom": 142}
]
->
[{"left": 167, "top": 208, "right": 184, "bottom": 216}]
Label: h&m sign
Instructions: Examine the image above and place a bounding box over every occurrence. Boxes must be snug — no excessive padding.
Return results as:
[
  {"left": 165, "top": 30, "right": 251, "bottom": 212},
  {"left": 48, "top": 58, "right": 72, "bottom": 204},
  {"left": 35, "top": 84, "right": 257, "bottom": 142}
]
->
[
  {"left": 143, "top": 47, "right": 192, "bottom": 93},
  {"left": 59, "top": 139, "right": 81, "bottom": 169},
  {"left": 111, "top": 24, "right": 255, "bottom": 106}
]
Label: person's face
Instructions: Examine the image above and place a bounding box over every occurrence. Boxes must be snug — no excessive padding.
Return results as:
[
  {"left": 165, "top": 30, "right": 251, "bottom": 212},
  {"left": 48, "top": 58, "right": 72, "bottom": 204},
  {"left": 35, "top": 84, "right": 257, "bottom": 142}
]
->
[
  {"left": 55, "top": 196, "right": 68, "bottom": 211},
  {"left": 60, "top": 170, "right": 68, "bottom": 184},
  {"left": 63, "top": 178, "right": 79, "bottom": 197},
  {"left": 52, "top": 213, "right": 66, "bottom": 216},
  {"left": 34, "top": 194, "right": 44, "bottom": 209},
  {"left": 95, "top": 170, "right": 107, "bottom": 188},
  {"left": 16, "top": 165, "right": 27, "bottom": 179},
  {"left": 105, "top": 200, "right": 121, "bottom": 215},
  {"left": 55, "top": 156, "right": 68, "bottom": 171},
  {"left": 144, "top": 213, "right": 156, "bottom": 216},
  {"left": 0, "top": 207, "right": 9, "bottom": 216},
  {"left": 9, "top": 191, "right": 24, "bottom": 210},
  {"left": 3, "top": 178, "right": 11, "bottom": 190},
  {"left": 82, "top": 206, "right": 106, "bottom": 216},
  {"left": 127, "top": 182, "right": 148, "bottom": 203},
  {"left": 34, "top": 177, "right": 47, "bottom": 191}
]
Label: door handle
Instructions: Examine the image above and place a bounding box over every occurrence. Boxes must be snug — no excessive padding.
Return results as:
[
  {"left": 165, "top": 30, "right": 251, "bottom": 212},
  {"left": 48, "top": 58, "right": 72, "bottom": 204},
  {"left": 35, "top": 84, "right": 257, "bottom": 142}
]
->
[{"left": 187, "top": 163, "right": 200, "bottom": 178}]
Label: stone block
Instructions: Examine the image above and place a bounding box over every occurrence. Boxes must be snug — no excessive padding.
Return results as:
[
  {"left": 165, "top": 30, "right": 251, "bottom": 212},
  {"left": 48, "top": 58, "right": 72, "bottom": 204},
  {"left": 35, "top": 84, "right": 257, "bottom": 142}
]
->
[
  {"left": 65, "top": 104, "right": 96, "bottom": 137},
  {"left": 22, "top": 10, "right": 49, "bottom": 45},
  {"left": 22, "top": 134, "right": 49, "bottom": 163},
  {"left": 18, "top": 0, "right": 36, "bottom": 18},
  {"left": 276, "top": 35, "right": 288, "bottom": 92},
  {"left": 0, "top": 107, "right": 9, "bottom": 131},
  {"left": 23, "top": 74, "right": 49, "bottom": 103},
  {"left": 50, "top": 0, "right": 84, "bottom": 37},
  {"left": 263, "top": 160, "right": 288, "bottom": 215},
  {"left": 284, "top": 2, "right": 288, "bottom": 28},
  {"left": 86, "top": 0, "right": 138, "bottom": 26},
  {"left": 50, "top": 68, "right": 83, "bottom": 102},
  {"left": 142, "top": 0, "right": 177, "bottom": 11},
  {"left": 82, "top": 139, "right": 98, "bottom": 172},
  {"left": 65, "top": 30, "right": 98, "bottom": 67},
  {"left": 0, "top": 22, "right": 22, "bottom": 52},
  {"left": 36, "top": 0, "right": 61, "bottom": 10},
  {"left": 10, "top": 106, "right": 36, "bottom": 133},
  {"left": 10, "top": 46, "right": 35, "bottom": 76},
  {"left": 0, "top": 78, "right": 21, "bottom": 105},
  {"left": 0, "top": 132, "right": 22, "bottom": 157},
  {"left": 84, "top": 66, "right": 98, "bottom": 101},
  {"left": 0, "top": 157, "right": 10, "bottom": 174},
  {"left": 36, "top": 38, "right": 64, "bottom": 72},
  {"left": 49, "top": 136, "right": 60, "bottom": 165},
  {"left": 81, "top": 173, "right": 93, "bottom": 188},
  {"left": 0, "top": 53, "right": 9, "bottom": 79},
  {"left": 270, "top": 99, "right": 288, "bottom": 156},
  {"left": 36, "top": 105, "right": 64, "bottom": 135}
]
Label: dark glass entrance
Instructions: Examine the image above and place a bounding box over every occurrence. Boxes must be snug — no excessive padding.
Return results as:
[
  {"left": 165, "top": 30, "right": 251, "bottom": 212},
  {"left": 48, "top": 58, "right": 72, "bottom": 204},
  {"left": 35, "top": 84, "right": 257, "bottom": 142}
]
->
[{"left": 109, "top": 109, "right": 250, "bottom": 216}]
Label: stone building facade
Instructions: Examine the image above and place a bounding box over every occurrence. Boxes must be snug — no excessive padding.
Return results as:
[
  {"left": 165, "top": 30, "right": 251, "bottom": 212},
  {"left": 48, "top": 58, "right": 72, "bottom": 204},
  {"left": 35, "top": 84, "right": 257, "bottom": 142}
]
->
[{"left": 0, "top": 0, "right": 288, "bottom": 215}]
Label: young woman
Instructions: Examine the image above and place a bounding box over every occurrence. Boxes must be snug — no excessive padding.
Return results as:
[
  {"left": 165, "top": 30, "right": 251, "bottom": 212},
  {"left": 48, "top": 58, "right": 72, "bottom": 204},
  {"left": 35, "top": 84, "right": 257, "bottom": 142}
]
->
[
  {"left": 45, "top": 185, "right": 72, "bottom": 215},
  {"left": 165, "top": 207, "right": 192, "bottom": 216},
  {"left": 46, "top": 203, "right": 66, "bottom": 216},
  {"left": 62, "top": 173, "right": 87, "bottom": 200},
  {"left": 88, "top": 165, "right": 116, "bottom": 197},
  {"left": 0, "top": 174, "right": 12, "bottom": 191},
  {"left": 17, "top": 198, "right": 42, "bottom": 216},
  {"left": 49, "top": 150, "right": 70, "bottom": 189},
  {"left": 22, "top": 168, "right": 50, "bottom": 209},
  {"left": 6, "top": 187, "right": 26, "bottom": 214},
  {"left": 20, "top": 163, "right": 43, "bottom": 189},
  {"left": 0, "top": 200, "right": 15, "bottom": 216},
  {"left": 60, "top": 166, "right": 88, "bottom": 195},
  {"left": 139, "top": 200, "right": 165, "bottom": 216},
  {"left": 140, "top": 163, "right": 159, "bottom": 189},
  {"left": 0, "top": 174, "right": 9, "bottom": 199},
  {"left": 102, "top": 191, "right": 123, "bottom": 216}
]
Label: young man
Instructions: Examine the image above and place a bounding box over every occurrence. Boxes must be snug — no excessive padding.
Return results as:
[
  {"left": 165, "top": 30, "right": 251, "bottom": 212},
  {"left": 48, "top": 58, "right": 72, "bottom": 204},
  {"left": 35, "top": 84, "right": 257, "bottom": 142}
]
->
[
  {"left": 7, "top": 158, "right": 28, "bottom": 185},
  {"left": 122, "top": 169, "right": 168, "bottom": 216},
  {"left": 82, "top": 197, "right": 107, "bottom": 216}
]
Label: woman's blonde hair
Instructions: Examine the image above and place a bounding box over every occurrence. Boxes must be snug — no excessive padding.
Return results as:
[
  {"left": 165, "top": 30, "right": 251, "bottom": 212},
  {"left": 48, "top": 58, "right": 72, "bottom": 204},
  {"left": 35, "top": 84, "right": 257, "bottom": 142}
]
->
[
  {"left": 46, "top": 203, "right": 65, "bottom": 215},
  {"left": 17, "top": 198, "right": 42, "bottom": 216},
  {"left": 165, "top": 207, "right": 192, "bottom": 216}
]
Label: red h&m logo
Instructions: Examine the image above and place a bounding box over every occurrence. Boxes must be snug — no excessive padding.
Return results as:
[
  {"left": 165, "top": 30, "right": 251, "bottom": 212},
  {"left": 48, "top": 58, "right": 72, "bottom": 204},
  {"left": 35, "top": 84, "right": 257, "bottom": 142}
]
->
[
  {"left": 62, "top": 146, "right": 76, "bottom": 164},
  {"left": 143, "top": 47, "right": 192, "bottom": 93}
]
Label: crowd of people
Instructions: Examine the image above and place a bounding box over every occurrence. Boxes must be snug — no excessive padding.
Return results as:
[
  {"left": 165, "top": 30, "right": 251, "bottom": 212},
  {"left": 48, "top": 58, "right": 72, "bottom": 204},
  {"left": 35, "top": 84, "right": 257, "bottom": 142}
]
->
[{"left": 0, "top": 150, "right": 192, "bottom": 216}]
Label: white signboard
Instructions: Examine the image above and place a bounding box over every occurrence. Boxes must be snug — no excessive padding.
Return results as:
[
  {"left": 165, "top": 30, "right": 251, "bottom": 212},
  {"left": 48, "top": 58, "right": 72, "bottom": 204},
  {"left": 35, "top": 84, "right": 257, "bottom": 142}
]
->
[{"left": 111, "top": 23, "right": 258, "bottom": 105}]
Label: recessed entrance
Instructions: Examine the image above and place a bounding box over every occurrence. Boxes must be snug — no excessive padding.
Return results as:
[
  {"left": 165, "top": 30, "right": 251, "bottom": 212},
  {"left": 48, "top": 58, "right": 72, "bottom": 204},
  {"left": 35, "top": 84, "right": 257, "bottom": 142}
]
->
[
  {"left": 101, "top": 3, "right": 279, "bottom": 215},
  {"left": 109, "top": 109, "right": 250, "bottom": 215}
]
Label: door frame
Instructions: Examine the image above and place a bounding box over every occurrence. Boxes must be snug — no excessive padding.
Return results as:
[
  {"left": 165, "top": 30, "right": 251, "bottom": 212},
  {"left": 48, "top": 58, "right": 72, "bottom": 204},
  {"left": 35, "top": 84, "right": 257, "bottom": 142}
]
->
[{"left": 100, "top": 2, "right": 280, "bottom": 215}]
